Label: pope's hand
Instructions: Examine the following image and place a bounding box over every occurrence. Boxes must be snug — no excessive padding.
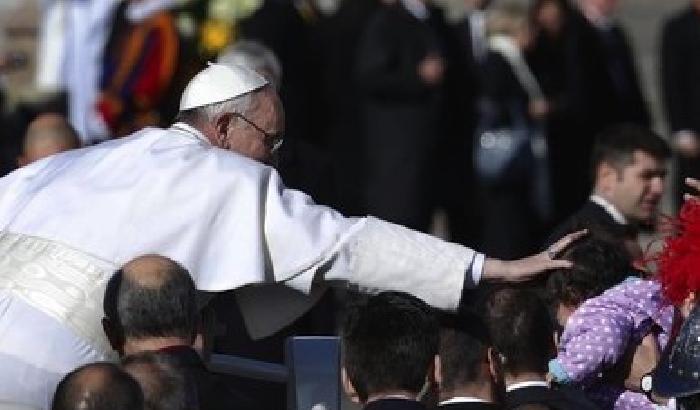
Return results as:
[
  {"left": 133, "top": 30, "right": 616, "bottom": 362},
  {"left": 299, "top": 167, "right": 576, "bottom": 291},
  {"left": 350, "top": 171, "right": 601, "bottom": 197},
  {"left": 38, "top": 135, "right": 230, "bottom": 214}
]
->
[{"left": 482, "top": 230, "right": 586, "bottom": 283}]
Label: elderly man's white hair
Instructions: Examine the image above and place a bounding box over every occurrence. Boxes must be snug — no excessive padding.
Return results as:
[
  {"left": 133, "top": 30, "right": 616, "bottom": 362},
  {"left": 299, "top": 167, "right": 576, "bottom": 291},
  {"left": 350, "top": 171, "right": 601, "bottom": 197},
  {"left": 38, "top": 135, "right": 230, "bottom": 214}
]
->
[{"left": 217, "top": 40, "right": 282, "bottom": 90}]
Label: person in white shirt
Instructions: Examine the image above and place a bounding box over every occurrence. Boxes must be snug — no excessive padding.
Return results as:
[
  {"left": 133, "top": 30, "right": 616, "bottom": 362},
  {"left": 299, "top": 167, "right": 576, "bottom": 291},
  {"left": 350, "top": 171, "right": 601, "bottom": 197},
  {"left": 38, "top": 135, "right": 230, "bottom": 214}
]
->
[{"left": 0, "top": 63, "right": 580, "bottom": 409}]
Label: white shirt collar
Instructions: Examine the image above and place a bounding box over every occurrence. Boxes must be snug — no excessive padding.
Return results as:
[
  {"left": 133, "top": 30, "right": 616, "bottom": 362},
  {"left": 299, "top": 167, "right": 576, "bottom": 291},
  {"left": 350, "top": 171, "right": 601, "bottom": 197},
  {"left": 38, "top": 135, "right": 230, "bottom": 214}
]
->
[
  {"left": 589, "top": 194, "right": 628, "bottom": 225},
  {"left": 400, "top": 0, "right": 429, "bottom": 21},
  {"left": 439, "top": 397, "right": 490, "bottom": 405},
  {"left": 505, "top": 381, "right": 549, "bottom": 393},
  {"left": 171, "top": 122, "right": 209, "bottom": 143}
]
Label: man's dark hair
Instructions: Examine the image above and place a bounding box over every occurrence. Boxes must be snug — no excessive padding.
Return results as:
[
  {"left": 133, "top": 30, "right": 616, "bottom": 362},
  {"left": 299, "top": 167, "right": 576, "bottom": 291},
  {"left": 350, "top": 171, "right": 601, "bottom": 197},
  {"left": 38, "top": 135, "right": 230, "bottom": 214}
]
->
[
  {"left": 103, "top": 258, "right": 197, "bottom": 341},
  {"left": 438, "top": 312, "right": 492, "bottom": 393},
  {"left": 122, "top": 351, "right": 197, "bottom": 410},
  {"left": 590, "top": 123, "right": 670, "bottom": 179},
  {"left": 342, "top": 291, "right": 438, "bottom": 403},
  {"left": 52, "top": 362, "right": 144, "bottom": 410},
  {"left": 483, "top": 288, "right": 554, "bottom": 375},
  {"left": 546, "top": 230, "right": 631, "bottom": 308}
]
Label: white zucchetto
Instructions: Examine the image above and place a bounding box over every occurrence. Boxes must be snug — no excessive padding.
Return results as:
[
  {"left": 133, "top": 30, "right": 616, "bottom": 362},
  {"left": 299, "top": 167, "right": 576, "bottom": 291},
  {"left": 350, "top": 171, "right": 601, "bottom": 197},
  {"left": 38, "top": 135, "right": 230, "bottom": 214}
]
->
[{"left": 179, "top": 63, "right": 269, "bottom": 111}]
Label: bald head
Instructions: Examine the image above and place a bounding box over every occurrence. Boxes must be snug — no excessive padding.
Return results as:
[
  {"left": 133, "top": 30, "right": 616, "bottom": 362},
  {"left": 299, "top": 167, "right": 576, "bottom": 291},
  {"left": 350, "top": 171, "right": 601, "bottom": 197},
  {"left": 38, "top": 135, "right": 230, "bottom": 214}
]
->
[
  {"left": 52, "top": 362, "right": 143, "bottom": 410},
  {"left": 103, "top": 255, "right": 197, "bottom": 353},
  {"left": 21, "top": 113, "right": 80, "bottom": 166}
]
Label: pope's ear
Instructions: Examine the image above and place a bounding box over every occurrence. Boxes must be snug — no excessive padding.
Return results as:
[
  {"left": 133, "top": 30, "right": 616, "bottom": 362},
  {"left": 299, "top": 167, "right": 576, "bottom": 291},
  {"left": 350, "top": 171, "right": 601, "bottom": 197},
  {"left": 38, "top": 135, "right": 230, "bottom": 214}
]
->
[{"left": 213, "top": 113, "right": 232, "bottom": 137}]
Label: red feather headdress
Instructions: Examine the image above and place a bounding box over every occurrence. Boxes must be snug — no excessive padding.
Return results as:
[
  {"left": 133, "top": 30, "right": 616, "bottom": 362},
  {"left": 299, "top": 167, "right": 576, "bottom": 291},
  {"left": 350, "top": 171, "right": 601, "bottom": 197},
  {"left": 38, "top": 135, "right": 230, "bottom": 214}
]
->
[{"left": 658, "top": 200, "right": 700, "bottom": 305}]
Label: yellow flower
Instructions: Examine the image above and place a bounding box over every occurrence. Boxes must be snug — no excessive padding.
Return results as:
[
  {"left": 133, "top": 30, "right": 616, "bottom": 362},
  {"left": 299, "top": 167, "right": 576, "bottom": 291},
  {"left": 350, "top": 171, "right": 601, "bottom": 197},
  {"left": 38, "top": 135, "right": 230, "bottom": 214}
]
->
[{"left": 200, "top": 19, "right": 233, "bottom": 54}]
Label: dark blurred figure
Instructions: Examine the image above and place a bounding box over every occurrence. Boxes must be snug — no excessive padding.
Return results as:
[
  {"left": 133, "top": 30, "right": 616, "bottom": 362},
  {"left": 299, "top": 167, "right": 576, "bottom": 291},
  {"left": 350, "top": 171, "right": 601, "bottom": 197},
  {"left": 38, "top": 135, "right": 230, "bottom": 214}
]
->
[
  {"left": 52, "top": 362, "right": 144, "bottom": 410},
  {"left": 482, "top": 288, "right": 599, "bottom": 410},
  {"left": 528, "top": 0, "right": 589, "bottom": 222},
  {"left": 122, "top": 351, "right": 197, "bottom": 410},
  {"left": 436, "top": 312, "right": 502, "bottom": 409},
  {"left": 474, "top": 2, "right": 550, "bottom": 259},
  {"left": 18, "top": 113, "right": 80, "bottom": 166},
  {"left": 318, "top": 0, "right": 380, "bottom": 216},
  {"left": 356, "top": 0, "right": 450, "bottom": 232},
  {"left": 438, "top": 0, "right": 494, "bottom": 248},
  {"left": 661, "top": 0, "right": 700, "bottom": 208},
  {"left": 574, "top": 0, "right": 650, "bottom": 127},
  {"left": 341, "top": 292, "right": 438, "bottom": 409},
  {"left": 98, "top": 0, "right": 180, "bottom": 137},
  {"left": 102, "top": 254, "right": 255, "bottom": 410}
]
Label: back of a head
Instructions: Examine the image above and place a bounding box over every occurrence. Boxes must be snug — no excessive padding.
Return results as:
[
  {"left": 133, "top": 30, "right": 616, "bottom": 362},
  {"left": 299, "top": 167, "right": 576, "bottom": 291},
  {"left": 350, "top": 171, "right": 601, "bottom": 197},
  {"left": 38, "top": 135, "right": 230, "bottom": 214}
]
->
[
  {"left": 104, "top": 255, "right": 197, "bottom": 345},
  {"left": 590, "top": 123, "right": 670, "bottom": 180},
  {"left": 483, "top": 288, "right": 554, "bottom": 376},
  {"left": 21, "top": 113, "right": 80, "bottom": 165},
  {"left": 546, "top": 229, "right": 631, "bottom": 309},
  {"left": 122, "top": 351, "right": 195, "bottom": 410},
  {"left": 438, "top": 311, "right": 492, "bottom": 393},
  {"left": 52, "top": 362, "right": 143, "bottom": 410},
  {"left": 342, "top": 291, "right": 438, "bottom": 403}
]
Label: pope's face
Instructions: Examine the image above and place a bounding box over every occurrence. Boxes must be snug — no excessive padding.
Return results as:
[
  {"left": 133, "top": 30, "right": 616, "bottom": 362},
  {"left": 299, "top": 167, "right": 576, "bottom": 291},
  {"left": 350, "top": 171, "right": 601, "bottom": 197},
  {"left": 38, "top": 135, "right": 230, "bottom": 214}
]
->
[{"left": 224, "top": 87, "right": 284, "bottom": 165}]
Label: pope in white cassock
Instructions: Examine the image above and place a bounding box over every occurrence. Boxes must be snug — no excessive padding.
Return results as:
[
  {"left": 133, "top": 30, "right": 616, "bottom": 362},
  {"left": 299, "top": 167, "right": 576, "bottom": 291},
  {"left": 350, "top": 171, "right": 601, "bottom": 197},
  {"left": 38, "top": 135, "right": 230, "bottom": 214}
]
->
[{"left": 0, "top": 64, "right": 579, "bottom": 409}]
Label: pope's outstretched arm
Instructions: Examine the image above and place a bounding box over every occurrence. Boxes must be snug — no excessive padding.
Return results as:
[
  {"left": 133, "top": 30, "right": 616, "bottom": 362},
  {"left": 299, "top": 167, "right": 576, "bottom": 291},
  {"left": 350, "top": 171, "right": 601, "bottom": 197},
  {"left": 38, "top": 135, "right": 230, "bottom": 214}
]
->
[{"left": 258, "top": 166, "right": 580, "bottom": 312}]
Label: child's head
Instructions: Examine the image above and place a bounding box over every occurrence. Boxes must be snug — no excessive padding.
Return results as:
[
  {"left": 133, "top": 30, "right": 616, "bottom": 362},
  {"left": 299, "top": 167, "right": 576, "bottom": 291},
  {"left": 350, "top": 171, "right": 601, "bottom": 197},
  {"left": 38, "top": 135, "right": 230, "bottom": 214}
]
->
[
  {"left": 547, "top": 230, "right": 630, "bottom": 328},
  {"left": 658, "top": 200, "right": 700, "bottom": 317}
]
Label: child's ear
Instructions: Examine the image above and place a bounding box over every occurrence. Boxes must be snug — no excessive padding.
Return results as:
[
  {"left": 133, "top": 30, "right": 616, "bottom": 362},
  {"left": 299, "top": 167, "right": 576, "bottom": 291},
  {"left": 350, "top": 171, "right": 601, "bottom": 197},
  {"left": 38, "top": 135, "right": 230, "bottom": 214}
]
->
[{"left": 341, "top": 367, "right": 361, "bottom": 404}]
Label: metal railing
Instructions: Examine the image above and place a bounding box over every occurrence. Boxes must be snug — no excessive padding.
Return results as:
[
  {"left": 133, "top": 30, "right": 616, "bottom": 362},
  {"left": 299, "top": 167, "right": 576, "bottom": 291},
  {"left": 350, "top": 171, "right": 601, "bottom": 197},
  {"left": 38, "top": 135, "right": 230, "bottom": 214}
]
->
[{"left": 207, "top": 336, "right": 341, "bottom": 410}]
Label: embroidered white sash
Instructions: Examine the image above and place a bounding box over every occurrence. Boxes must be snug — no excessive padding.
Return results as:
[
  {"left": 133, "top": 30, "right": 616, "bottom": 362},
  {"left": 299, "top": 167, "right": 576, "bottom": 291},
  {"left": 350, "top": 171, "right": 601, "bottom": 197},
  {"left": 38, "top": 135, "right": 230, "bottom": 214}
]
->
[{"left": 0, "top": 232, "right": 116, "bottom": 356}]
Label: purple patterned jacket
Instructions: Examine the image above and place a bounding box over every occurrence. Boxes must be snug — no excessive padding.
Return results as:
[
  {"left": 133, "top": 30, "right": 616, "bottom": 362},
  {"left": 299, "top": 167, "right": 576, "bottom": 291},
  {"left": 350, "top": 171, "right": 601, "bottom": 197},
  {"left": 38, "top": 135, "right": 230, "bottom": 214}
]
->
[{"left": 549, "top": 278, "right": 676, "bottom": 409}]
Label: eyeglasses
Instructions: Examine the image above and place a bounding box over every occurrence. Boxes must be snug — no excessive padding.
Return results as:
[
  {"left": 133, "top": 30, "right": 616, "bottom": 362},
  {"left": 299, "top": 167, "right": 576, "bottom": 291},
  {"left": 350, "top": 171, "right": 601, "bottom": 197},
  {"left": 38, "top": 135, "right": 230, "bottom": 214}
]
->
[{"left": 231, "top": 112, "right": 284, "bottom": 154}]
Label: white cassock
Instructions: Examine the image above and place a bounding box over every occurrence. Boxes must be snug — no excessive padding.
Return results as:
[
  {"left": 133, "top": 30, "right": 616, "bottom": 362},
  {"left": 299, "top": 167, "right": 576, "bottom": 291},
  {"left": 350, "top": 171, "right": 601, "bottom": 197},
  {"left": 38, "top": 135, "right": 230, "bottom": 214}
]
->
[{"left": 0, "top": 123, "right": 484, "bottom": 409}]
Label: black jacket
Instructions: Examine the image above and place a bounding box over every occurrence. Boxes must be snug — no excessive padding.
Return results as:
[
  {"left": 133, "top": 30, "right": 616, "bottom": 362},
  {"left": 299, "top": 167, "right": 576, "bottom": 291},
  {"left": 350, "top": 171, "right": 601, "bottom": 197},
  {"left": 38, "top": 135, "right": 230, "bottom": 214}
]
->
[
  {"left": 159, "top": 346, "right": 257, "bottom": 410},
  {"left": 545, "top": 199, "right": 634, "bottom": 247},
  {"left": 364, "top": 398, "right": 427, "bottom": 410},
  {"left": 662, "top": 7, "right": 700, "bottom": 134},
  {"left": 440, "top": 400, "right": 502, "bottom": 410},
  {"left": 505, "top": 385, "right": 599, "bottom": 410}
]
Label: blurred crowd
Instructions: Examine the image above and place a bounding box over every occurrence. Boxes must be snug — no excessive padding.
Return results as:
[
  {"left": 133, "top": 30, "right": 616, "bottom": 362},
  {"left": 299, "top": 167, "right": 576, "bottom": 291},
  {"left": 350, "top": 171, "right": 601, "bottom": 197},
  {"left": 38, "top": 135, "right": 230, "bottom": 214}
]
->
[
  {"left": 3, "top": 0, "right": 700, "bottom": 409},
  {"left": 1, "top": 0, "right": 699, "bottom": 258}
]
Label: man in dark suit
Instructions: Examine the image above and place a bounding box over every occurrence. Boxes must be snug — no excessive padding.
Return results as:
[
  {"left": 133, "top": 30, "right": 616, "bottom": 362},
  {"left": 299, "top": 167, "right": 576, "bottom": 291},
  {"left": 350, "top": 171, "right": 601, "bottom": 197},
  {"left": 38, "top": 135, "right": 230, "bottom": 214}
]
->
[
  {"left": 102, "top": 255, "right": 255, "bottom": 410},
  {"left": 435, "top": 312, "right": 502, "bottom": 409},
  {"left": 341, "top": 292, "right": 439, "bottom": 410},
  {"left": 574, "top": 0, "right": 650, "bottom": 128},
  {"left": 483, "top": 288, "right": 599, "bottom": 410},
  {"left": 547, "top": 124, "right": 670, "bottom": 259},
  {"left": 356, "top": 0, "right": 450, "bottom": 232},
  {"left": 661, "top": 0, "right": 700, "bottom": 206}
]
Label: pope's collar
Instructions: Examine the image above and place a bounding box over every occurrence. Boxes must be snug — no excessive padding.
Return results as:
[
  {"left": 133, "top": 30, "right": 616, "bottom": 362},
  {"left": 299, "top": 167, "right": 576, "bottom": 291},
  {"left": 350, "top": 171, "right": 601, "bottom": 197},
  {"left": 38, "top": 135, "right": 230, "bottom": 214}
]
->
[
  {"left": 589, "top": 194, "right": 628, "bottom": 225},
  {"left": 170, "top": 122, "right": 210, "bottom": 144}
]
